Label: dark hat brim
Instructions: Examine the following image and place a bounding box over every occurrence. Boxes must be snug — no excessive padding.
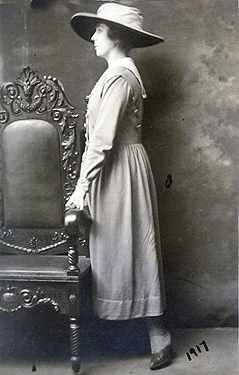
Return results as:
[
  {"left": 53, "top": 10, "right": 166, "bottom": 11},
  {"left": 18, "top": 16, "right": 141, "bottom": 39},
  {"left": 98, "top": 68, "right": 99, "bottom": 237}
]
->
[{"left": 71, "top": 13, "right": 164, "bottom": 48}]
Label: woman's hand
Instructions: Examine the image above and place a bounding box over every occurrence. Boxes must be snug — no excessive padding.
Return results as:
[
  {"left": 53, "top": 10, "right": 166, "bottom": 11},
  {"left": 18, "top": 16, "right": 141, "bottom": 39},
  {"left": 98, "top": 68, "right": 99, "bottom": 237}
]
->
[{"left": 66, "top": 188, "right": 86, "bottom": 211}]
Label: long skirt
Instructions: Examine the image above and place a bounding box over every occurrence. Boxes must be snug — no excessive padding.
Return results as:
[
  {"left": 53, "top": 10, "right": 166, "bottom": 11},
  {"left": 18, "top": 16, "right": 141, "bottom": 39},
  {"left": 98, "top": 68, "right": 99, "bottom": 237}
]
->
[{"left": 88, "top": 143, "right": 166, "bottom": 320}]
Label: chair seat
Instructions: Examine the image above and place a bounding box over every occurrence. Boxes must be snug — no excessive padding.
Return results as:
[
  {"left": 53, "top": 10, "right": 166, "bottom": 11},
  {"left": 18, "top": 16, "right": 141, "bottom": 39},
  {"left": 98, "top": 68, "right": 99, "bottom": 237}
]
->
[{"left": 0, "top": 255, "right": 90, "bottom": 281}]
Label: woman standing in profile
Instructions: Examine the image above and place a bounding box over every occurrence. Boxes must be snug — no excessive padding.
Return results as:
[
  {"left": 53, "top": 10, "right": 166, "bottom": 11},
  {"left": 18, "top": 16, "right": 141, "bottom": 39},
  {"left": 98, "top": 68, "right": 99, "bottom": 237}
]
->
[{"left": 67, "top": 3, "right": 172, "bottom": 370}]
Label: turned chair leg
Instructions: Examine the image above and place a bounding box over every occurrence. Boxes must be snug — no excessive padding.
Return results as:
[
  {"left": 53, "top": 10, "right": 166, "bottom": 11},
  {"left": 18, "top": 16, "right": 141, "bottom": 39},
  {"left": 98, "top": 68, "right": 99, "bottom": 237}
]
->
[
  {"left": 69, "top": 317, "right": 81, "bottom": 374},
  {"left": 67, "top": 237, "right": 80, "bottom": 275},
  {"left": 65, "top": 208, "right": 80, "bottom": 276}
]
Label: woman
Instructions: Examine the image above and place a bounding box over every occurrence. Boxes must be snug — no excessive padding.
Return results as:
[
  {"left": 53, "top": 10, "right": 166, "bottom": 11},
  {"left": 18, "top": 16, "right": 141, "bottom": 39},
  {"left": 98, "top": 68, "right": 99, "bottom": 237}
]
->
[{"left": 68, "top": 3, "right": 172, "bottom": 370}]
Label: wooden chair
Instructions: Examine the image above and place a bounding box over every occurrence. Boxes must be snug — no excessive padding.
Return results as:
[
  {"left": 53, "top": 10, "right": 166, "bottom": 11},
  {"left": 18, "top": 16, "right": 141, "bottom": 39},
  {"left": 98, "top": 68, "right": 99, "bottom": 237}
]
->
[{"left": 0, "top": 67, "right": 91, "bottom": 374}]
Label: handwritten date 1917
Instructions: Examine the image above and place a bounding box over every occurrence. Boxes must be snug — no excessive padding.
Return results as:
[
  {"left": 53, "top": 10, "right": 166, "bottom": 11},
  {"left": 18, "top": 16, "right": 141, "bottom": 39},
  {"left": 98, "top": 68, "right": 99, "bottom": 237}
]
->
[{"left": 186, "top": 340, "right": 209, "bottom": 361}]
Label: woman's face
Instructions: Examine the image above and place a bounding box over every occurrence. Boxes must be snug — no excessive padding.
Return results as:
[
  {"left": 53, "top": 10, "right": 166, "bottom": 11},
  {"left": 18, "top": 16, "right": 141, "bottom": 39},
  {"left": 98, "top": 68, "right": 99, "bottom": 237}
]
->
[{"left": 91, "top": 23, "right": 115, "bottom": 60}]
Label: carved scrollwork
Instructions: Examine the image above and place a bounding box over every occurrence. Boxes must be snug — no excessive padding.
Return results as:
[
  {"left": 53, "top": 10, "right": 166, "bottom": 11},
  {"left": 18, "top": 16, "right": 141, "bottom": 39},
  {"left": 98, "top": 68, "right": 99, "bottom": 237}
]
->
[
  {"left": 0, "top": 229, "right": 14, "bottom": 240},
  {"left": 0, "top": 67, "right": 80, "bottom": 200},
  {"left": 18, "top": 288, "right": 42, "bottom": 308},
  {"left": 0, "top": 110, "right": 9, "bottom": 124},
  {"left": 0, "top": 229, "right": 68, "bottom": 253},
  {"left": 0, "top": 285, "right": 60, "bottom": 312}
]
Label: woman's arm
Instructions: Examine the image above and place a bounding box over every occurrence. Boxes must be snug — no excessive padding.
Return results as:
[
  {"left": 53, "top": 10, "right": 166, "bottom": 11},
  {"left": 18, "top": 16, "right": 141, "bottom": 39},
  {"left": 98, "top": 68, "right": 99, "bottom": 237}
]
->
[{"left": 66, "top": 75, "right": 131, "bottom": 209}]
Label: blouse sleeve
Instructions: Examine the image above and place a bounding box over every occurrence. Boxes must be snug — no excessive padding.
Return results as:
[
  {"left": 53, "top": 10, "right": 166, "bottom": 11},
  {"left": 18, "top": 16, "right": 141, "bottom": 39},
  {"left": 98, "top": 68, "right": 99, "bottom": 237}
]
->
[{"left": 76, "top": 75, "right": 131, "bottom": 192}]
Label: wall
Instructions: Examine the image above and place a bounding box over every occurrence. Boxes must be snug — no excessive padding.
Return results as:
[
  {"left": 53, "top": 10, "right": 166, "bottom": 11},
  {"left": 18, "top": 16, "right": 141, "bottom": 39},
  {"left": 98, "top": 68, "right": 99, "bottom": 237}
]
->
[{"left": 0, "top": 0, "right": 237, "bottom": 327}]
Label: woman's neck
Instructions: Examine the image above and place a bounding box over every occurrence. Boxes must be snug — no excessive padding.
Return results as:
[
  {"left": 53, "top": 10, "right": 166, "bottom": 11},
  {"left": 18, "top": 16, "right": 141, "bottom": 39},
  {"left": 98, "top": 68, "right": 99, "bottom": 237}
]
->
[{"left": 105, "top": 49, "right": 128, "bottom": 67}]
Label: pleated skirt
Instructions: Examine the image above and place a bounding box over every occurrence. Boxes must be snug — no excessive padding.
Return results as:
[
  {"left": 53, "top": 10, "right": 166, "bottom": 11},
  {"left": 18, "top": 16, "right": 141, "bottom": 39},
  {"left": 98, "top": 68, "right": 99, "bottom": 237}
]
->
[{"left": 88, "top": 143, "right": 166, "bottom": 320}]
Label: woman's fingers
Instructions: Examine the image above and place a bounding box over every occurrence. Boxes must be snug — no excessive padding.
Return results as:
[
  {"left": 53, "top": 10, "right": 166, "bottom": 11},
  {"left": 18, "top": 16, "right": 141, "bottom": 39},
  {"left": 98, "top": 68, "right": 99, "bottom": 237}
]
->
[{"left": 66, "top": 189, "right": 86, "bottom": 210}]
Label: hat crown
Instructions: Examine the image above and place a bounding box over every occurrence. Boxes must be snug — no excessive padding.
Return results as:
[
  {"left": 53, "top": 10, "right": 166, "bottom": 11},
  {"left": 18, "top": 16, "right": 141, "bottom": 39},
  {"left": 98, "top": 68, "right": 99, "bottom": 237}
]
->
[{"left": 97, "top": 3, "right": 143, "bottom": 32}]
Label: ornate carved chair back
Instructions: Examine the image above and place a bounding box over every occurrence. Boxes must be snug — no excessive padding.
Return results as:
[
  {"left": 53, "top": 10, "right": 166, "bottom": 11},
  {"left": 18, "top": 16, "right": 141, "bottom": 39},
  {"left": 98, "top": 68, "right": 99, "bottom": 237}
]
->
[{"left": 0, "top": 67, "right": 80, "bottom": 255}]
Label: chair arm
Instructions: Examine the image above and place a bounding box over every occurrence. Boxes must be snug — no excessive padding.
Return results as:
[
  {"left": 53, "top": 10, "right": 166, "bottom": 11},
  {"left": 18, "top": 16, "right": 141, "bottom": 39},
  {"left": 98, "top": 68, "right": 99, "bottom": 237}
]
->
[
  {"left": 64, "top": 206, "right": 91, "bottom": 275},
  {"left": 64, "top": 206, "right": 91, "bottom": 238},
  {"left": 65, "top": 207, "right": 79, "bottom": 237}
]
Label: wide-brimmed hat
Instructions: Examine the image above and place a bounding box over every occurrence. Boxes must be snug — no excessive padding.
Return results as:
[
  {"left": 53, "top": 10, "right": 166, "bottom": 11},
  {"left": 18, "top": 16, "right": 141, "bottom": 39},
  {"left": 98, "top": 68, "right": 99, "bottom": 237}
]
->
[{"left": 71, "top": 3, "right": 164, "bottom": 48}]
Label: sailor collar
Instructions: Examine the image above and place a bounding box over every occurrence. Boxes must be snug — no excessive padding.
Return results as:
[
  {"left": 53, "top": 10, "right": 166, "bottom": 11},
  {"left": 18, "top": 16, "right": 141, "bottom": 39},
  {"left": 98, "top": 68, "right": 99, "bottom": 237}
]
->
[{"left": 103, "top": 57, "right": 147, "bottom": 99}]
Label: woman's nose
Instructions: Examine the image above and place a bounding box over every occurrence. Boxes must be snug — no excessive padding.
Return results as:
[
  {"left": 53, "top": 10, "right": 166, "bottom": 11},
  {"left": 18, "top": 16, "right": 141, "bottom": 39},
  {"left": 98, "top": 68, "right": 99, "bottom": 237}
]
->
[{"left": 91, "top": 32, "right": 96, "bottom": 42}]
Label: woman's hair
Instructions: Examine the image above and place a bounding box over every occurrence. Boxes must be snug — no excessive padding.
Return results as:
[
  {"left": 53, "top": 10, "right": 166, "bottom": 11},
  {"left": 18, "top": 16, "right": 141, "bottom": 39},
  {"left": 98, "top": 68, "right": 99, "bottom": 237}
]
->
[{"left": 105, "top": 22, "right": 134, "bottom": 53}]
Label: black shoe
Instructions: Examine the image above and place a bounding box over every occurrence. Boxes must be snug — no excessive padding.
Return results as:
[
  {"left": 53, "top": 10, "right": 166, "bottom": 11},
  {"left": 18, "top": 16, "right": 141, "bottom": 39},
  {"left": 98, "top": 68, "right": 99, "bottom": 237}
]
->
[{"left": 150, "top": 345, "right": 172, "bottom": 370}]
